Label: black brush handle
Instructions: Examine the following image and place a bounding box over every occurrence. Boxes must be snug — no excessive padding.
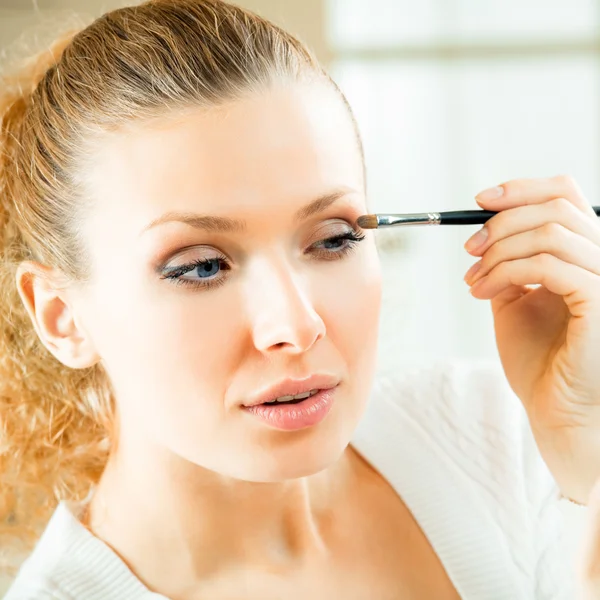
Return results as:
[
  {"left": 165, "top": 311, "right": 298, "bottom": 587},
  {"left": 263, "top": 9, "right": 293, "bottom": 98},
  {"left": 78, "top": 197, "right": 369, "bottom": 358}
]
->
[{"left": 440, "top": 206, "right": 600, "bottom": 225}]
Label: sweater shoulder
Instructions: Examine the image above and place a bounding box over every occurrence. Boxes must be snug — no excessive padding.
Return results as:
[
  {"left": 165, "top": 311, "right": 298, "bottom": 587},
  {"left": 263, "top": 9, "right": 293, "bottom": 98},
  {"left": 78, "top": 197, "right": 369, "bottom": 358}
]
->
[
  {"left": 373, "top": 357, "right": 523, "bottom": 428},
  {"left": 3, "top": 576, "right": 66, "bottom": 600},
  {"left": 371, "top": 357, "right": 559, "bottom": 507},
  {"left": 371, "top": 358, "right": 573, "bottom": 598}
]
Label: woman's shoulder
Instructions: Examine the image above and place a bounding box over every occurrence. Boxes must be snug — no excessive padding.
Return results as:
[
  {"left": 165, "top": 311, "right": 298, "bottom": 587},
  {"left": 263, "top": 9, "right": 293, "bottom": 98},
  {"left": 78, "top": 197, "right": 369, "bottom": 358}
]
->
[
  {"left": 373, "top": 356, "right": 520, "bottom": 422},
  {"left": 3, "top": 579, "right": 64, "bottom": 600},
  {"left": 3, "top": 502, "right": 164, "bottom": 600},
  {"left": 369, "top": 357, "right": 558, "bottom": 505},
  {"left": 364, "top": 358, "right": 577, "bottom": 598},
  {"left": 371, "top": 357, "right": 535, "bottom": 453}
]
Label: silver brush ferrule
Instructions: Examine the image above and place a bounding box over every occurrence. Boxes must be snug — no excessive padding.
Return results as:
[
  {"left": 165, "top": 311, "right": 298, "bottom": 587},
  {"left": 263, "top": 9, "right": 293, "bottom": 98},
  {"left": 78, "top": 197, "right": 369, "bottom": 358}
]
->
[{"left": 378, "top": 212, "right": 442, "bottom": 227}]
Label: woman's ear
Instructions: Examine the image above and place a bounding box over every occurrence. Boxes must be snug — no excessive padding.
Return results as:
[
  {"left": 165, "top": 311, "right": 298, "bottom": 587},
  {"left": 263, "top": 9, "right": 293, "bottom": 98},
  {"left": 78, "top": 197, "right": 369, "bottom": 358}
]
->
[{"left": 15, "top": 260, "right": 100, "bottom": 369}]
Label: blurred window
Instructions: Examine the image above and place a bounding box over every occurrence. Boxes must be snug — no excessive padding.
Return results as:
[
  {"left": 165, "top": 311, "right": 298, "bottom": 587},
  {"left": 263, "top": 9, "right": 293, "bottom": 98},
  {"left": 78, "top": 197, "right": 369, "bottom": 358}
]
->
[{"left": 325, "top": 0, "right": 600, "bottom": 363}]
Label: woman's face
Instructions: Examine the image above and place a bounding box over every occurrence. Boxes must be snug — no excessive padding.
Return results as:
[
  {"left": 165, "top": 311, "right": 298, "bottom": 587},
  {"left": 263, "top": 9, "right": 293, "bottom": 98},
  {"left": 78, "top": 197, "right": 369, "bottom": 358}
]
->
[{"left": 75, "top": 82, "right": 382, "bottom": 482}]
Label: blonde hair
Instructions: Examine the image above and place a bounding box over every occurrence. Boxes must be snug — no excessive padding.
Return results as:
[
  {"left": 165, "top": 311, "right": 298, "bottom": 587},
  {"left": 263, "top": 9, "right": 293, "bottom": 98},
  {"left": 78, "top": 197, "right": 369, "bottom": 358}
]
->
[{"left": 0, "top": 0, "right": 358, "bottom": 571}]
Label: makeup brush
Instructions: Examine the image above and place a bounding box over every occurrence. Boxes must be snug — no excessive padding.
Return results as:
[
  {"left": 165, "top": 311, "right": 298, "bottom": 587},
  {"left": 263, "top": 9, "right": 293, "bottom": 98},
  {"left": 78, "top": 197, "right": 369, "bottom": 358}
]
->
[{"left": 356, "top": 206, "right": 600, "bottom": 229}]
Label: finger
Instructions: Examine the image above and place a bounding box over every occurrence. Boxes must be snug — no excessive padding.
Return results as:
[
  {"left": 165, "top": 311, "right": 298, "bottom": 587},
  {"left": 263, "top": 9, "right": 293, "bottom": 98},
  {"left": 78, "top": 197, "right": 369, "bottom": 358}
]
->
[
  {"left": 465, "top": 197, "right": 600, "bottom": 257},
  {"left": 468, "top": 254, "right": 600, "bottom": 314},
  {"left": 465, "top": 225, "right": 600, "bottom": 288},
  {"left": 475, "top": 174, "right": 596, "bottom": 218}
]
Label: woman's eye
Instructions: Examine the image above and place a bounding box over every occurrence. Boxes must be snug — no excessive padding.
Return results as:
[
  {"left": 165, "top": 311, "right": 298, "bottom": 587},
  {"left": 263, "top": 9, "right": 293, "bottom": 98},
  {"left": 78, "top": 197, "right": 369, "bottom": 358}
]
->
[
  {"left": 161, "top": 256, "right": 230, "bottom": 290},
  {"left": 310, "top": 229, "right": 366, "bottom": 258},
  {"left": 195, "top": 258, "right": 220, "bottom": 278},
  {"left": 321, "top": 237, "right": 346, "bottom": 250},
  {"left": 160, "top": 229, "right": 365, "bottom": 291}
]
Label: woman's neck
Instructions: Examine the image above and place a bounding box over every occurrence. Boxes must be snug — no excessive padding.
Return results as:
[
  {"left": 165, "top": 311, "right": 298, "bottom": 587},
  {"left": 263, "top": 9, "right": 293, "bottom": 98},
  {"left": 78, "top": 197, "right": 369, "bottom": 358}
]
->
[{"left": 84, "top": 439, "right": 360, "bottom": 596}]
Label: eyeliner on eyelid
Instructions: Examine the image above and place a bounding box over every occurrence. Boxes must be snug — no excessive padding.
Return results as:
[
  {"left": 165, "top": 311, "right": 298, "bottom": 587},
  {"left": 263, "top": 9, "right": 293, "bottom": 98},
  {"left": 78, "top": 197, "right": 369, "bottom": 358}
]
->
[{"left": 159, "top": 229, "right": 366, "bottom": 291}]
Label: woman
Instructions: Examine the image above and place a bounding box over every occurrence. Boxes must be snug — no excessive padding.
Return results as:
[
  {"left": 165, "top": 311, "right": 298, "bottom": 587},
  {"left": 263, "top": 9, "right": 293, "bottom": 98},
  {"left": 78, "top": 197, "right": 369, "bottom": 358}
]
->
[{"left": 1, "top": 0, "right": 600, "bottom": 598}]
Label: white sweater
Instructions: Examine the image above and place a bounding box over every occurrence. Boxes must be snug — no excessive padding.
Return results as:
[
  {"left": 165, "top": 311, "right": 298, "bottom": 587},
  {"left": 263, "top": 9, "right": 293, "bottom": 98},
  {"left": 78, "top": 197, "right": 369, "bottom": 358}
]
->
[{"left": 4, "top": 358, "right": 586, "bottom": 599}]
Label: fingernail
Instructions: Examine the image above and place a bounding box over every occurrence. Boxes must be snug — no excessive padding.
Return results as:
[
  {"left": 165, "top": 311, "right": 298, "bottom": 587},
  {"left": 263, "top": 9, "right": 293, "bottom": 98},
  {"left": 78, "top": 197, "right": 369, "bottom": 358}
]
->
[
  {"left": 464, "top": 261, "right": 482, "bottom": 284},
  {"left": 464, "top": 227, "right": 488, "bottom": 252},
  {"left": 476, "top": 185, "right": 504, "bottom": 202}
]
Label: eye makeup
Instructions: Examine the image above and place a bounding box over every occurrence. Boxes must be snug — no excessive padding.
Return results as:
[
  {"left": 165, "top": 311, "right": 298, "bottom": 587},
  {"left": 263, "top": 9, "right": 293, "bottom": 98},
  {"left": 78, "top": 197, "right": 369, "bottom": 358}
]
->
[{"left": 157, "top": 222, "right": 365, "bottom": 291}]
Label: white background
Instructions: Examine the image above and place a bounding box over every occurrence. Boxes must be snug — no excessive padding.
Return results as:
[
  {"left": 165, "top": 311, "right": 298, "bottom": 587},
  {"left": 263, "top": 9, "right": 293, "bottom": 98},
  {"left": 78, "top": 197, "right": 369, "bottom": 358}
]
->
[{"left": 326, "top": 0, "right": 600, "bottom": 370}]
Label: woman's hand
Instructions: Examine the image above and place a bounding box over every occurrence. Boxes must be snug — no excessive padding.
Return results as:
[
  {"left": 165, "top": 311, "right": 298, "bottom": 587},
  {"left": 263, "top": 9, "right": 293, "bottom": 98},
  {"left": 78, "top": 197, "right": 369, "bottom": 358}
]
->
[
  {"left": 579, "top": 477, "right": 600, "bottom": 599},
  {"left": 464, "top": 175, "right": 600, "bottom": 504}
]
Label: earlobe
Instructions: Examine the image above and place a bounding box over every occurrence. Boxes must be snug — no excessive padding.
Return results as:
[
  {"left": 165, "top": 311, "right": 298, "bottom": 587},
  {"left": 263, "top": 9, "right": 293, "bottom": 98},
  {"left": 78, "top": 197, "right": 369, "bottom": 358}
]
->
[{"left": 15, "top": 261, "right": 100, "bottom": 369}]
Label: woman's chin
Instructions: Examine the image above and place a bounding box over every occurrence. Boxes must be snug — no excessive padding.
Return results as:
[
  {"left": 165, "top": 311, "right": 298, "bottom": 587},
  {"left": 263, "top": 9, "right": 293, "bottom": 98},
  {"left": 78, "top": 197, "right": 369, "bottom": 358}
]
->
[
  {"left": 236, "top": 437, "right": 352, "bottom": 483},
  {"left": 226, "top": 401, "right": 365, "bottom": 482}
]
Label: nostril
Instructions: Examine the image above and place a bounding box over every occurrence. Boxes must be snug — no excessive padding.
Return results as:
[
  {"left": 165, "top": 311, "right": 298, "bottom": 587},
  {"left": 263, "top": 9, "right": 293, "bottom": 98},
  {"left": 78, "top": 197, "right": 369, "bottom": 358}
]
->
[{"left": 269, "top": 341, "right": 295, "bottom": 351}]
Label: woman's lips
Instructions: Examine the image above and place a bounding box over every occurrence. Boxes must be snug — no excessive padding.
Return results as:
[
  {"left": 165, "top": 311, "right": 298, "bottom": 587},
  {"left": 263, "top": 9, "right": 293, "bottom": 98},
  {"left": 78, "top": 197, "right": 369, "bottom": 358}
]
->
[
  {"left": 242, "top": 374, "right": 340, "bottom": 407},
  {"left": 242, "top": 386, "right": 337, "bottom": 431}
]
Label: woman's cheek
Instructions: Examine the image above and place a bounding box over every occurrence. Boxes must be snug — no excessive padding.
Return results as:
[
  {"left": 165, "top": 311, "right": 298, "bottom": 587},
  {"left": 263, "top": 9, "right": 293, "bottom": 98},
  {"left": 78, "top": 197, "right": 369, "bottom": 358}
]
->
[{"left": 319, "top": 249, "right": 382, "bottom": 361}]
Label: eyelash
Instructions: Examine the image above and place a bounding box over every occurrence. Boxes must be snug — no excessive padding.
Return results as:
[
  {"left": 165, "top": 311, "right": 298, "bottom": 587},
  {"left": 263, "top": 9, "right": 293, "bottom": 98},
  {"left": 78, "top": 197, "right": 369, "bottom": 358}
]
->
[{"left": 160, "top": 230, "right": 366, "bottom": 291}]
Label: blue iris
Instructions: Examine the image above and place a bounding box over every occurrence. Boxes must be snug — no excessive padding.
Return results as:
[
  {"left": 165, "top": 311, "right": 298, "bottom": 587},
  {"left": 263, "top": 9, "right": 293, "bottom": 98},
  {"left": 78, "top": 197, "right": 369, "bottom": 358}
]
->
[
  {"left": 197, "top": 258, "right": 220, "bottom": 278},
  {"left": 322, "top": 237, "right": 345, "bottom": 249}
]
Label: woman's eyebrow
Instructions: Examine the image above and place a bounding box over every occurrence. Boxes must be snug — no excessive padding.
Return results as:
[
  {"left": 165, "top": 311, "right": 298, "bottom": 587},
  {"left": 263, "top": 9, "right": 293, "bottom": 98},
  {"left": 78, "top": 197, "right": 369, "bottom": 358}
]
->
[
  {"left": 294, "top": 189, "right": 352, "bottom": 220},
  {"left": 139, "top": 188, "right": 355, "bottom": 236}
]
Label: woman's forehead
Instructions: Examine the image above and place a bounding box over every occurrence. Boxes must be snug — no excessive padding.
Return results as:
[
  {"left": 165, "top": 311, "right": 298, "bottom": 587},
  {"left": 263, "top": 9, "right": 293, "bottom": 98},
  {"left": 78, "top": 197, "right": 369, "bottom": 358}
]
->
[{"left": 84, "top": 83, "right": 363, "bottom": 223}]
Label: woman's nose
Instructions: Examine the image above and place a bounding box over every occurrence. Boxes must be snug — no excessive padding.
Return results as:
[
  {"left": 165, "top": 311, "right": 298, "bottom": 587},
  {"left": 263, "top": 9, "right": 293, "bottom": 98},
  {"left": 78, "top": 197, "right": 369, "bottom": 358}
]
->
[{"left": 247, "top": 261, "right": 326, "bottom": 355}]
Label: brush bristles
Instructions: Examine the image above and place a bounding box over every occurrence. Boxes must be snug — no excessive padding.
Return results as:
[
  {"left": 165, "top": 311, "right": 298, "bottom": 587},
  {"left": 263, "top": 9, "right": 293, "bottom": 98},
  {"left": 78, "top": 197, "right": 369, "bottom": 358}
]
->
[{"left": 356, "top": 214, "right": 379, "bottom": 229}]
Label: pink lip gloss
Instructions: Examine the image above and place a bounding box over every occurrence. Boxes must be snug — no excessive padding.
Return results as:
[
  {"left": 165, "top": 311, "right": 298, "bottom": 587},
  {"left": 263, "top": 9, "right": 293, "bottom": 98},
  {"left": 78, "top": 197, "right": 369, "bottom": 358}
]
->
[{"left": 243, "top": 387, "right": 336, "bottom": 431}]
